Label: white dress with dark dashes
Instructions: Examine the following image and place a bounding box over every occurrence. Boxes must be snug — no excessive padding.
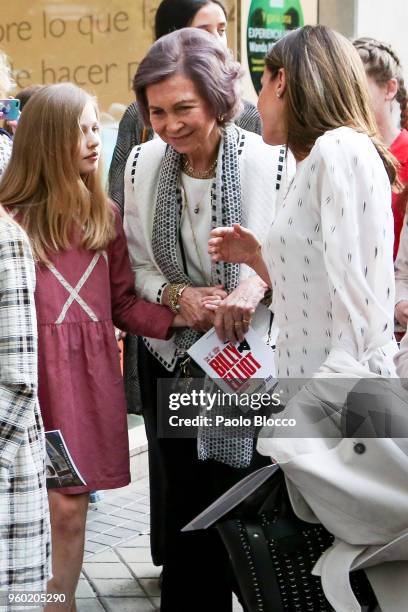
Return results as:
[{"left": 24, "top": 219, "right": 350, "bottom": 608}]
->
[{"left": 262, "top": 126, "right": 397, "bottom": 379}]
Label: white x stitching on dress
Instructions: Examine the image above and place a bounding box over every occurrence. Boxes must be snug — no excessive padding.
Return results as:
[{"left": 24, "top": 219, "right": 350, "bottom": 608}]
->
[{"left": 47, "top": 251, "right": 108, "bottom": 324}]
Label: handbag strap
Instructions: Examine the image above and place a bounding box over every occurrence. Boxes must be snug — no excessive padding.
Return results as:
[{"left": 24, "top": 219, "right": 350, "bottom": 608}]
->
[
  {"left": 218, "top": 519, "right": 285, "bottom": 612},
  {"left": 245, "top": 522, "right": 285, "bottom": 612}
]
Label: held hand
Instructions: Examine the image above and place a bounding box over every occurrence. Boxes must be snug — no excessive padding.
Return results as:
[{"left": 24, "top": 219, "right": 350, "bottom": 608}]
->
[
  {"left": 172, "top": 314, "right": 188, "bottom": 328},
  {"left": 179, "top": 286, "right": 227, "bottom": 332},
  {"left": 201, "top": 295, "right": 223, "bottom": 310},
  {"left": 395, "top": 300, "right": 408, "bottom": 328},
  {"left": 209, "top": 277, "right": 267, "bottom": 343},
  {"left": 208, "top": 224, "right": 262, "bottom": 267}
]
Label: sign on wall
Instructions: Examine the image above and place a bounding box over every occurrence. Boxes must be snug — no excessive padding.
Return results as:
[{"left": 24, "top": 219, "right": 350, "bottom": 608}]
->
[
  {"left": 240, "top": 0, "right": 318, "bottom": 102},
  {"left": 0, "top": 1, "right": 237, "bottom": 114},
  {"left": 247, "top": 0, "right": 304, "bottom": 94}
]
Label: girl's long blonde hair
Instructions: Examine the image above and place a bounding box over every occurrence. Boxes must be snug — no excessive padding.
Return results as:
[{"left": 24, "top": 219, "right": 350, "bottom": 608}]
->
[
  {"left": 0, "top": 83, "right": 115, "bottom": 264},
  {"left": 265, "top": 25, "right": 398, "bottom": 186}
]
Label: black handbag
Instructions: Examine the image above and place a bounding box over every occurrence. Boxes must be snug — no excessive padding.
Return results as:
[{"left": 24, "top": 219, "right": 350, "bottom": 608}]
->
[{"left": 216, "top": 467, "right": 377, "bottom": 612}]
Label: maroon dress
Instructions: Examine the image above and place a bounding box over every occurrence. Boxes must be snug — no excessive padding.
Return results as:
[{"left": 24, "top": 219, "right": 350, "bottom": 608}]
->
[{"left": 35, "top": 209, "right": 174, "bottom": 494}]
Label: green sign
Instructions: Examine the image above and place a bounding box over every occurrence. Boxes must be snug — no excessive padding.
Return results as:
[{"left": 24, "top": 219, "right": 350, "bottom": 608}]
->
[{"left": 247, "top": 0, "right": 304, "bottom": 94}]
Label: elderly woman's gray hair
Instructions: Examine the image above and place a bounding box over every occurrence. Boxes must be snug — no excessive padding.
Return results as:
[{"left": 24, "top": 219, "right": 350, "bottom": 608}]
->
[{"left": 133, "top": 28, "right": 243, "bottom": 127}]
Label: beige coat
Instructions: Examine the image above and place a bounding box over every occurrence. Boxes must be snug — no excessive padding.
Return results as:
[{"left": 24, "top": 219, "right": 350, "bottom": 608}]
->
[{"left": 258, "top": 378, "right": 408, "bottom": 612}]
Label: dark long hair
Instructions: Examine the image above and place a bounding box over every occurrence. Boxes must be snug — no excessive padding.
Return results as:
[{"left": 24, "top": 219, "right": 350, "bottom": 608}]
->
[
  {"left": 265, "top": 25, "right": 398, "bottom": 186},
  {"left": 155, "top": 0, "right": 227, "bottom": 40}
]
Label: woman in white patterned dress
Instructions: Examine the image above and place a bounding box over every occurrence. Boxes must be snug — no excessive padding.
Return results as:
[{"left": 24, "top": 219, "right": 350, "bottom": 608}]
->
[
  {"left": 209, "top": 25, "right": 408, "bottom": 611},
  {"left": 0, "top": 210, "right": 50, "bottom": 601}
]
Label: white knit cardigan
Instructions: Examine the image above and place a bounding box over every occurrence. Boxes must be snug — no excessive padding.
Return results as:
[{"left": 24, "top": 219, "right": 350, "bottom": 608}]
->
[{"left": 124, "top": 128, "right": 293, "bottom": 370}]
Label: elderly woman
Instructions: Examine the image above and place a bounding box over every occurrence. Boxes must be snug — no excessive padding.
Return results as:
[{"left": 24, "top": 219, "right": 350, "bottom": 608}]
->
[
  {"left": 111, "top": 0, "right": 263, "bottom": 426},
  {"left": 109, "top": 0, "right": 261, "bottom": 213},
  {"left": 124, "top": 28, "right": 287, "bottom": 612}
]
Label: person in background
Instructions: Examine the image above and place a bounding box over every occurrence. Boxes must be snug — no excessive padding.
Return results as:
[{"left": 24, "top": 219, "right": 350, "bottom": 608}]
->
[
  {"left": 393, "top": 183, "right": 408, "bottom": 334},
  {"left": 15, "top": 84, "right": 44, "bottom": 112},
  {"left": 354, "top": 37, "right": 408, "bottom": 260},
  {"left": 125, "top": 27, "right": 286, "bottom": 610},
  {"left": 0, "top": 83, "right": 185, "bottom": 610},
  {"left": 3, "top": 85, "right": 44, "bottom": 137},
  {"left": 0, "top": 50, "right": 14, "bottom": 176},
  {"left": 0, "top": 206, "right": 51, "bottom": 601},
  {"left": 394, "top": 182, "right": 408, "bottom": 339},
  {"left": 109, "top": 0, "right": 261, "bottom": 214}
]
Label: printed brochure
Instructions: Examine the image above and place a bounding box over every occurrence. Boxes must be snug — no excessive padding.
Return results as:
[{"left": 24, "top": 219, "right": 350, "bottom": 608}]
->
[
  {"left": 45, "top": 430, "right": 86, "bottom": 488},
  {"left": 187, "top": 326, "right": 276, "bottom": 395}
]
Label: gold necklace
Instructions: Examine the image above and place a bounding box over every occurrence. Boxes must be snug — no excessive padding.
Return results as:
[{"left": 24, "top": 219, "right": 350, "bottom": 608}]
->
[
  {"left": 182, "top": 179, "right": 212, "bottom": 214},
  {"left": 182, "top": 190, "right": 212, "bottom": 285},
  {"left": 181, "top": 155, "right": 217, "bottom": 179}
]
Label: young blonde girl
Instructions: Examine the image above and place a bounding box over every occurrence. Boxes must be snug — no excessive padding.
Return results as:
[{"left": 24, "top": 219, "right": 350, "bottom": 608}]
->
[{"left": 0, "top": 82, "right": 183, "bottom": 610}]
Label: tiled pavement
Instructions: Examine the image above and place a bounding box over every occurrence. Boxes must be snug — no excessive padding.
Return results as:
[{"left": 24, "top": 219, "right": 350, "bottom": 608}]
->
[
  {"left": 77, "top": 477, "right": 159, "bottom": 611},
  {"left": 76, "top": 476, "right": 243, "bottom": 611}
]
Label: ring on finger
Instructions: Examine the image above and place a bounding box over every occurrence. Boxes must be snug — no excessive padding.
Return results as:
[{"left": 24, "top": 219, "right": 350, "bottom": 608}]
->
[
  {"left": 234, "top": 321, "right": 242, "bottom": 327},
  {"left": 243, "top": 319, "right": 250, "bottom": 324}
]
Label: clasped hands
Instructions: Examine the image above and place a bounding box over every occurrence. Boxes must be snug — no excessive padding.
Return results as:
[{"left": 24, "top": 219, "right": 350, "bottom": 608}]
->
[
  {"left": 178, "top": 279, "right": 264, "bottom": 343},
  {"left": 174, "top": 223, "right": 266, "bottom": 342}
]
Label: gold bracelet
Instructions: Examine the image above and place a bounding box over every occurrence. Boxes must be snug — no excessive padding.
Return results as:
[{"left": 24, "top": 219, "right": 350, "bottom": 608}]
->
[
  {"left": 168, "top": 283, "right": 189, "bottom": 314},
  {"left": 176, "top": 284, "right": 188, "bottom": 309},
  {"left": 174, "top": 283, "right": 189, "bottom": 313},
  {"left": 168, "top": 283, "right": 179, "bottom": 314}
]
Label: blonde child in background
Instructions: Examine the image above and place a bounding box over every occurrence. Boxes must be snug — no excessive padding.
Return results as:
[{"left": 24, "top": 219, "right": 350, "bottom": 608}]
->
[{"left": 354, "top": 37, "right": 408, "bottom": 260}]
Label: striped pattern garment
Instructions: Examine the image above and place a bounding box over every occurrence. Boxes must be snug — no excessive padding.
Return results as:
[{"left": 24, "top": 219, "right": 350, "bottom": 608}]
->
[{"left": 0, "top": 217, "right": 50, "bottom": 603}]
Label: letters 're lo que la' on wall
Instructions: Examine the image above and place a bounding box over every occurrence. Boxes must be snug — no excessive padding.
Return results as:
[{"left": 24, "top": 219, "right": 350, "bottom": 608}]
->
[{"left": 1, "top": 0, "right": 237, "bottom": 113}]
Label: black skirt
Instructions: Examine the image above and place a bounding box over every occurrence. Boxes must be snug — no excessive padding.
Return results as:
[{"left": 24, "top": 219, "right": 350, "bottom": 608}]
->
[{"left": 137, "top": 338, "right": 270, "bottom": 611}]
